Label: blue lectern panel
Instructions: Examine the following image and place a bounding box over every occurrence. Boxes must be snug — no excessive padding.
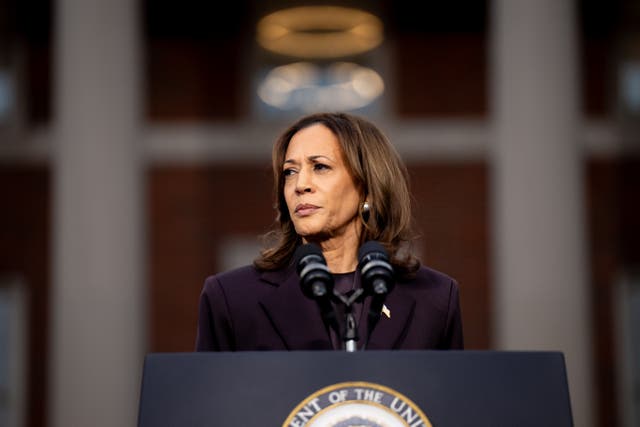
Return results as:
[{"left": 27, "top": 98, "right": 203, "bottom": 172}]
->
[{"left": 137, "top": 350, "right": 573, "bottom": 427}]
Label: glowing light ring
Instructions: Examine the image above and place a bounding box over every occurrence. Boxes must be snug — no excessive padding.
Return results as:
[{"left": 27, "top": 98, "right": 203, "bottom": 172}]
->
[{"left": 257, "top": 6, "right": 384, "bottom": 59}]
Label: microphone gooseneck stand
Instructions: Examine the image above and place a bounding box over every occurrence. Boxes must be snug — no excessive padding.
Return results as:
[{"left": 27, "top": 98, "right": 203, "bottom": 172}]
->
[{"left": 332, "top": 288, "right": 365, "bottom": 352}]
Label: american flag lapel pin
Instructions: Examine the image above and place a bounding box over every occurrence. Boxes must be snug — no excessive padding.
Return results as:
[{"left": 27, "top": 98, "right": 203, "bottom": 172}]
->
[{"left": 382, "top": 304, "right": 391, "bottom": 319}]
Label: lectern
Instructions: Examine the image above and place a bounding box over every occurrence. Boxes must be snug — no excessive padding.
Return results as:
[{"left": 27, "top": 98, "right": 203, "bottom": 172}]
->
[{"left": 138, "top": 350, "right": 573, "bottom": 426}]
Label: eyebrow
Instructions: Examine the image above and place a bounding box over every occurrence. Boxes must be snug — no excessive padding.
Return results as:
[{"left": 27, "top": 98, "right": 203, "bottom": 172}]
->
[{"left": 283, "top": 155, "right": 333, "bottom": 166}]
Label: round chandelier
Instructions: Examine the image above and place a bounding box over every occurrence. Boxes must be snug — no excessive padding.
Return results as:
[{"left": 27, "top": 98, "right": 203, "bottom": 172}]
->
[{"left": 256, "top": 6, "right": 384, "bottom": 59}]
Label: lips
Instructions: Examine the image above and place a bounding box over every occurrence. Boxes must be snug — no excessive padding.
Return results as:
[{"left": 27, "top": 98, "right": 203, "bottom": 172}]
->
[{"left": 294, "top": 203, "right": 319, "bottom": 216}]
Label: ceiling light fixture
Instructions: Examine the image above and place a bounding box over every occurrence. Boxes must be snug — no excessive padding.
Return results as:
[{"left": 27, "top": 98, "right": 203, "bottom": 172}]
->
[
  {"left": 257, "top": 62, "right": 384, "bottom": 111},
  {"left": 256, "top": 6, "right": 384, "bottom": 59}
]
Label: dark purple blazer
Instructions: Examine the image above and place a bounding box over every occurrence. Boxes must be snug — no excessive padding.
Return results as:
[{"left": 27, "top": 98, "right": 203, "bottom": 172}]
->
[{"left": 195, "top": 264, "right": 463, "bottom": 351}]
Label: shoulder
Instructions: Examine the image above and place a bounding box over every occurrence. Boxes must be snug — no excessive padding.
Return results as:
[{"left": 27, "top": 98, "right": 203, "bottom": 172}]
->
[
  {"left": 398, "top": 265, "right": 461, "bottom": 325},
  {"left": 206, "top": 265, "right": 261, "bottom": 285},
  {"left": 400, "top": 265, "right": 458, "bottom": 289},
  {"left": 202, "top": 264, "right": 291, "bottom": 298},
  {"left": 202, "top": 265, "right": 264, "bottom": 294},
  {"left": 397, "top": 265, "right": 459, "bottom": 307}
]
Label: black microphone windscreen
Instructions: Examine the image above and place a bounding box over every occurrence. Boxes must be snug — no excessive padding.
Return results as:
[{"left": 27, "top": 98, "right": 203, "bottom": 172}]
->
[
  {"left": 358, "top": 241, "right": 388, "bottom": 262},
  {"left": 358, "top": 240, "right": 394, "bottom": 297},
  {"left": 294, "top": 243, "right": 325, "bottom": 273}
]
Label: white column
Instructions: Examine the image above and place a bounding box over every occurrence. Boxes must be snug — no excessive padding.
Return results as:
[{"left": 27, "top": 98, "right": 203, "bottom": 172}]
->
[
  {"left": 50, "top": 0, "right": 145, "bottom": 426},
  {"left": 490, "top": 1, "right": 594, "bottom": 426}
]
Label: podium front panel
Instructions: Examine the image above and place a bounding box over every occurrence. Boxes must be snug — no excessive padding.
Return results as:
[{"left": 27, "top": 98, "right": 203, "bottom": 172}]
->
[{"left": 138, "top": 350, "right": 573, "bottom": 427}]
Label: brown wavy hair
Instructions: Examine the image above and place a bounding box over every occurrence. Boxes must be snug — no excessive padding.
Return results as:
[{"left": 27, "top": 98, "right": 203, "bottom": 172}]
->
[{"left": 254, "top": 112, "right": 420, "bottom": 277}]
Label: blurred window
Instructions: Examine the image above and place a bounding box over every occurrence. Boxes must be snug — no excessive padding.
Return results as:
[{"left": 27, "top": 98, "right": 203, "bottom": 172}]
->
[
  {"left": 0, "top": 277, "right": 27, "bottom": 427},
  {"left": 0, "top": 70, "right": 15, "bottom": 126},
  {"left": 618, "top": 275, "right": 640, "bottom": 427},
  {"left": 217, "top": 236, "right": 263, "bottom": 272},
  {"left": 620, "top": 61, "right": 640, "bottom": 115}
]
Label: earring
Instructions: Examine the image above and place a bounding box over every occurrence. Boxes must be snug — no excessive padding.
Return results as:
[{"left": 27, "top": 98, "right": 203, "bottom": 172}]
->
[
  {"left": 360, "top": 202, "right": 371, "bottom": 227},
  {"left": 361, "top": 201, "right": 371, "bottom": 226}
]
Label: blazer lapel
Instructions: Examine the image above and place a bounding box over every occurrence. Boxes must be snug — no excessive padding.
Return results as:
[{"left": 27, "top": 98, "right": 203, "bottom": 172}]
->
[
  {"left": 365, "top": 289, "right": 415, "bottom": 349},
  {"left": 258, "top": 267, "right": 332, "bottom": 350}
]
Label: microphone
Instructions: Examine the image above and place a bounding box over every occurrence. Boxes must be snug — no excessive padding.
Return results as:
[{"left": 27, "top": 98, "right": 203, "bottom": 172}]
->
[
  {"left": 294, "top": 243, "right": 334, "bottom": 300},
  {"left": 358, "top": 241, "right": 395, "bottom": 298},
  {"left": 294, "top": 243, "right": 339, "bottom": 335},
  {"left": 358, "top": 241, "right": 395, "bottom": 346}
]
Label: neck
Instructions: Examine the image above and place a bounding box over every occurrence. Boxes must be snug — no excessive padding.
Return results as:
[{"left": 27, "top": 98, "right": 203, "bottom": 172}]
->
[
  {"left": 301, "top": 220, "right": 362, "bottom": 273},
  {"left": 317, "top": 231, "right": 360, "bottom": 274},
  {"left": 321, "top": 244, "right": 357, "bottom": 273}
]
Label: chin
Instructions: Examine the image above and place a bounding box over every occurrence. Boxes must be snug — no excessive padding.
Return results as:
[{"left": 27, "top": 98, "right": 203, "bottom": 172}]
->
[
  {"left": 293, "top": 221, "right": 321, "bottom": 236},
  {"left": 295, "top": 229, "right": 321, "bottom": 239},
  {"left": 293, "top": 226, "right": 328, "bottom": 241}
]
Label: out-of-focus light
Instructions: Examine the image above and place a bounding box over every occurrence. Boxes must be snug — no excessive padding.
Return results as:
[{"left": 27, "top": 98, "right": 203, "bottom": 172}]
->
[
  {"left": 351, "top": 68, "right": 385, "bottom": 99},
  {"left": 257, "top": 62, "right": 384, "bottom": 112},
  {"left": 621, "top": 61, "right": 640, "bottom": 114},
  {"left": 256, "top": 6, "right": 383, "bottom": 59},
  {"left": 0, "top": 70, "right": 13, "bottom": 122}
]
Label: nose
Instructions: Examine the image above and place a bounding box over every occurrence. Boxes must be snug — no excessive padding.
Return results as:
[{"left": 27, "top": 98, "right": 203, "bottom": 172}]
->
[{"left": 295, "top": 168, "right": 313, "bottom": 194}]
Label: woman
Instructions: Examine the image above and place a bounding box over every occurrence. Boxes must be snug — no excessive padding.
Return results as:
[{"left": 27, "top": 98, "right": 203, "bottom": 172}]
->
[{"left": 196, "top": 112, "right": 463, "bottom": 351}]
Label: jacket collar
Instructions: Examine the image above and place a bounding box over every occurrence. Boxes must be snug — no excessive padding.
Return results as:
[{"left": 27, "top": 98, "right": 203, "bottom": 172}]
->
[{"left": 258, "top": 265, "right": 333, "bottom": 350}]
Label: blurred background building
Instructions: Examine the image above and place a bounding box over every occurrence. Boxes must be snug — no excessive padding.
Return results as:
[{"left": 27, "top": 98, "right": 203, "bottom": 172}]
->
[{"left": 0, "top": 0, "right": 639, "bottom": 426}]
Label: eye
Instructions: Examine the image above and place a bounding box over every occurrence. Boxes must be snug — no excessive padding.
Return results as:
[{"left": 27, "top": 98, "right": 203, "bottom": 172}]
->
[
  {"left": 283, "top": 168, "right": 297, "bottom": 177},
  {"left": 313, "top": 163, "right": 330, "bottom": 172}
]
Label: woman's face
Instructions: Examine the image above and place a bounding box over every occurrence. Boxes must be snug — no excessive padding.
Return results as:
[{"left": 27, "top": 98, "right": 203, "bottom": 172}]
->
[{"left": 283, "top": 124, "right": 362, "bottom": 243}]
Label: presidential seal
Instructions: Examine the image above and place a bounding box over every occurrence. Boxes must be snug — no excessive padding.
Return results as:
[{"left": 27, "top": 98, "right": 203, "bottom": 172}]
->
[{"left": 283, "top": 381, "right": 432, "bottom": 427}]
